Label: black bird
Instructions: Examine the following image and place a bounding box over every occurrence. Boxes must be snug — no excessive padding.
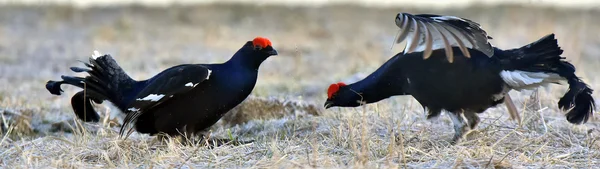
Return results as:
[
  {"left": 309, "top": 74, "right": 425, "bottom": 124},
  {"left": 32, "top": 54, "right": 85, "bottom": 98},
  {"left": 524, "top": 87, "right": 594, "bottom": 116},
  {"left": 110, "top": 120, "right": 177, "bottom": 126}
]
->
[
  {"left": 46, "top": 37, "right": 278, "bottom": 140},
  {"left": 324, "top": 13, "right": 595, "bottom": 143}
]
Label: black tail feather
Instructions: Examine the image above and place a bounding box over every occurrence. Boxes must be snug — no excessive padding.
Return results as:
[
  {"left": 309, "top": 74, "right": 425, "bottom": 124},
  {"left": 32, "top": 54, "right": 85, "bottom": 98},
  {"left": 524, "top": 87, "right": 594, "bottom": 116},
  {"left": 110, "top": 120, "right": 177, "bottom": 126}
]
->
[
  {"left": 46, "top": 53, "right": 137, "bottom": 122},
  {"left": 47, "top": 75, "right": 108, "bottom": 98},
  {"left": 559, "top": 79, "right": 595, "bottom": 124},
  {"left": 46, "top": 80, "right": 65, "bottom": 95},
  {"left": 71, "top": 91, "right": 101, "bottom": 122},
  {"left": 60, "top": 75, "right": 108, "bottom": 93},
  {"left": 502, "top": 33, "right": 595, "bottom": 124},
  {"left": 70, "top": 67, "right": 91, "bottom": 73},
  {"left": 501, "top": 33, "right": 565, "bottom": 72}
]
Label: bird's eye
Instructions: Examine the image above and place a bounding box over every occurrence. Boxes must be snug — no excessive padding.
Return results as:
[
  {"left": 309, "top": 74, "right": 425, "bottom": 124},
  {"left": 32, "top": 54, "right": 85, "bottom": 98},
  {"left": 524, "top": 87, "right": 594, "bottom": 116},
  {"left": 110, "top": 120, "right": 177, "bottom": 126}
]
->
[{"left": 331, "top": 93, "right": 338, "bottom": 98}]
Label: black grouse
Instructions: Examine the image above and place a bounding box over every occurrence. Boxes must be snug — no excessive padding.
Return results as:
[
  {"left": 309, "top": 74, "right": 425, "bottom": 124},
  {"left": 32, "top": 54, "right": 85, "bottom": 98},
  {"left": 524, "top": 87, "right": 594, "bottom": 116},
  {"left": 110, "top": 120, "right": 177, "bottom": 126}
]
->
[
  {"left": 324, "top": 13, "right": 595, "bottom": 143},
  {"left": 46, "top": 37, "right": 278, "bottom": 140}
]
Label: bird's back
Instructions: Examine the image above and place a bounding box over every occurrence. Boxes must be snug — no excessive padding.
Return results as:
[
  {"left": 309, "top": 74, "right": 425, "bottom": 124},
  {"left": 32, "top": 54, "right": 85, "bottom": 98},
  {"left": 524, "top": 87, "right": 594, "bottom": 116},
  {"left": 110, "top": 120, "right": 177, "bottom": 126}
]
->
[{"left": 396, "top": 47, "right": 506, "bottom": 113}]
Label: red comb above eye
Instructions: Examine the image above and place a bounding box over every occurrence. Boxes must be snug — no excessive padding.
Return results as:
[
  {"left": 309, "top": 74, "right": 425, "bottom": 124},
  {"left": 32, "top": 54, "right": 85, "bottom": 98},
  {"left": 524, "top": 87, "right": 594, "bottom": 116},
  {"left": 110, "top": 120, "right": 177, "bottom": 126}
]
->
[
  {"left": 327, "top": 82, "right": 347, "bottom": 98},
  {"left": 252, "top": 37, "right": 272, "bottom": 48}
]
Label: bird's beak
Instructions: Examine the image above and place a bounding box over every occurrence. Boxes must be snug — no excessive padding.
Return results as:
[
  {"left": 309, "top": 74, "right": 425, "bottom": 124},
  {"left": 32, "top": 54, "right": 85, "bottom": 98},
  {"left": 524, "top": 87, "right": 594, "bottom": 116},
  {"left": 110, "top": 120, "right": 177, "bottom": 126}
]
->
[
  {"left": 324, "top": 101, "right": 334, "bottom": 109},
  {"left": 268, "top": 49, "right": 278, "bottom": 56}
]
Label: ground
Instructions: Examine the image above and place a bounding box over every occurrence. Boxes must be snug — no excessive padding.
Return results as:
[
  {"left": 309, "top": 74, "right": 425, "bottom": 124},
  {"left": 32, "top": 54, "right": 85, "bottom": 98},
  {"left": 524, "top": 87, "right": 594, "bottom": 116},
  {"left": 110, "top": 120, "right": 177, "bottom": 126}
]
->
[{"left": 0, "top": 4, "right": 599, "bottom": 168}]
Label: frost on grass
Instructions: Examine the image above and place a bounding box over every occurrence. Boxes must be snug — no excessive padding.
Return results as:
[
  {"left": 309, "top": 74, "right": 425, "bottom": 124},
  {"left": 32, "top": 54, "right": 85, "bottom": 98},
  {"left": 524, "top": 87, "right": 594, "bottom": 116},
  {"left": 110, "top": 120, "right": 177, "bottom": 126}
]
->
[
  {"left": 217, "top": 96, "right": 322, "bottom": 127},
  {"left": 0, "top": 108, "right": 36, "bottom": 137},
  {"left": 2, "top": 95, "right": 599, "bottom": 168},
  {"left": 1, "top": 85, "right": 599, "bottom": 168}
]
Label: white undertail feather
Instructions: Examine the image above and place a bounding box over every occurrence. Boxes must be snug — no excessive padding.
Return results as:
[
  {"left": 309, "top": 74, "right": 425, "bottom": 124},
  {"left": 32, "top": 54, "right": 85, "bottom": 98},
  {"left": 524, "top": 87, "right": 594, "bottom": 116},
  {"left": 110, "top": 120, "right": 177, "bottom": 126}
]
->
[
  {"left": 500, "top": 70, "right": 565, "bottom": 91},
  {"left": 91, "top": 50, "right": 102, "bottom": 60}
]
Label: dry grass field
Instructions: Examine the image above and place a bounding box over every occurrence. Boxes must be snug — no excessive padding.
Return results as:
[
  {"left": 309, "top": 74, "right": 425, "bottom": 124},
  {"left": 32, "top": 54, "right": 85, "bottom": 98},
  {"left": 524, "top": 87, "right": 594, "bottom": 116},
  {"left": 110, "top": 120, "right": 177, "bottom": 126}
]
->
[{"left": 0, "top": 3, "right": 599, "bottom": 168}]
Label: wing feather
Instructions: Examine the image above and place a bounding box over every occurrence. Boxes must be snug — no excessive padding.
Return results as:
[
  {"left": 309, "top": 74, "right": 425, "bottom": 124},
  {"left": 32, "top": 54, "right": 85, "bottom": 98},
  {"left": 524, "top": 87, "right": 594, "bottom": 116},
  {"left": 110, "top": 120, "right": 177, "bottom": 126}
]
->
[
  {"left": 394, "top": 13, "right": 494, "bottom": 62},
  {"left": 395, "top": 14, "right": 412, "bottom": 44},
  {"left": 118, "top": 64, "right": 212, "bottom": 139},
  {"left": 440, "top": 23, "right": 473, "bottom": 59},
  {"left": 405, "top": 17, "right": 421, "bottom": 53},
  {"left": 428, "top": 22, "right": 454, "bottom": 63},
  {"left": 422, "top": 20, "right": 434, "bottom": 60}
]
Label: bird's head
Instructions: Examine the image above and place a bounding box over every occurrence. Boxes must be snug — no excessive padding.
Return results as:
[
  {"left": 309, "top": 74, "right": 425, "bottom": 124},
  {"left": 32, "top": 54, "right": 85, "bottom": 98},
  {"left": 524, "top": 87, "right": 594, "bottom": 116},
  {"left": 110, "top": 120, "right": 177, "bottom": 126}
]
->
[
  {"left": 243, "top": 37, "right": 278, "bottom": 57},
  {"left": 324, "top": 82, "right": 363, "bottom": 109},
  {"left": 234, "top": 37, "right": 278, "bottom": 68}
]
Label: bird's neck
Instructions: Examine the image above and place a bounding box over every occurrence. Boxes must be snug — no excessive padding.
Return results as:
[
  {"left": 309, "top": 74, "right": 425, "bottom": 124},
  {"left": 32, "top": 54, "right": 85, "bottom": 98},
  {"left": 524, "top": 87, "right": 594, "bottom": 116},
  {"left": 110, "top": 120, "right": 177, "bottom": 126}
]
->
[
  {"left": 348, "top": 72, "right": 406, "bottom": 105},
  {"left": 226, "top": 49, "right": 267, "bottom": 71}
]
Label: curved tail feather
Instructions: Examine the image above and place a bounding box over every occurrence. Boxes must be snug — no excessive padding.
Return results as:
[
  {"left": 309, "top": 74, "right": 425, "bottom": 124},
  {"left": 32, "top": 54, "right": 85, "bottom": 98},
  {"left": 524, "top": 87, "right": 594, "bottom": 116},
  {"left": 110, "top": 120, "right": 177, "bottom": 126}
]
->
[
  {"left": 499, "top": 34, "right": 595, "bottom": 124},
  {"left": 70, "top": 91, "right": 102, "bottom": 122},
  {"left": 46, "top": 51, "right": 139, "bottom": 122},
  {"left": 559, "top": 79, "right": 595, "bottom": 124},
  {"left": 46, "top": 80, "right": 65, "bottom": 95}
]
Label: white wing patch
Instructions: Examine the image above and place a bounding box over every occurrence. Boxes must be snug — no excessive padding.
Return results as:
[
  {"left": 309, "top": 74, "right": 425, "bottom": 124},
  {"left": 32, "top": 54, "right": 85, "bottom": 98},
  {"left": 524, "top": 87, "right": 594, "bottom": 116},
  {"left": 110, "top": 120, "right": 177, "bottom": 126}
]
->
[
  {"left": 206, "top": 69, "right": 212, "bottom": 80},
  {"left": 184, "top": 82, "right": 200, "bottom": 88},
  {"left": 184, "top": 69, "right": 211, "bottom": 87},
  {"left": 91, "top": 50, "right": 102, "bottom": 60},
  {"left": 500, "top": 70, "right": 564, "bottom": 91},
  {"left": 127, "top": 107, "right": 140, "bottom": 112},
  {"left": 136, "top": 94, "right": 165, "bottom": 102}
]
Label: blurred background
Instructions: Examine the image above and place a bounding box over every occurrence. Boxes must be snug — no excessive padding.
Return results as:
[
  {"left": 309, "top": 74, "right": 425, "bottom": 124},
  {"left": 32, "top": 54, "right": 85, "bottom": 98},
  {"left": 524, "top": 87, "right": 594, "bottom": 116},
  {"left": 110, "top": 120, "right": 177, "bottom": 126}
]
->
[{"left": 0, "top": 0, "right": 599, "bottom": 141}]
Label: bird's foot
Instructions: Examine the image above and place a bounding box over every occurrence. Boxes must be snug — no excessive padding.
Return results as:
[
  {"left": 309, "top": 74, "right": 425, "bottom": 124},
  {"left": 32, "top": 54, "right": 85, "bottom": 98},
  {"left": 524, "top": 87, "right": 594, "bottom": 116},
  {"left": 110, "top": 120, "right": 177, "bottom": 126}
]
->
[
  {"left": 449, "top": 110, "right": 481, "bottom": 145},
  {"left": 449, "top": 112, "right": 471, "bottom": 145},
  {"left": 464, "top": 129, "right": 482, "bottom": 140},
  {"left": 450, "top": 128, "right": 470, "bottom": 145}
]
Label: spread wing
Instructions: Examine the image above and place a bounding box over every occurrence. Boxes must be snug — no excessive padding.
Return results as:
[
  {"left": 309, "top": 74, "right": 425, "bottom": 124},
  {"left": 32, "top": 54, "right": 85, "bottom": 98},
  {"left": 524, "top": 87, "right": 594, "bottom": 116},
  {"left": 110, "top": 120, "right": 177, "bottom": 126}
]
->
[
  {"left": 394, "top": 13, "right": 494, "bottom": 63},
  {"left": 119, "top": 64, "right": 212, "bottom": 138}
]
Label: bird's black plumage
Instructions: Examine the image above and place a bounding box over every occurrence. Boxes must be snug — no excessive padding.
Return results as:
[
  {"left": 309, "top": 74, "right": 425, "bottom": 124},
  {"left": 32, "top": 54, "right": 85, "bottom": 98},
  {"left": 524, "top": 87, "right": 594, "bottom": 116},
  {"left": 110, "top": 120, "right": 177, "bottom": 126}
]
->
[
  {"left": 325, "top": 13, "right": 595, "bottom": 143},
  {"left": 46, "top": 37, "right": 278, "bottom": 140}
]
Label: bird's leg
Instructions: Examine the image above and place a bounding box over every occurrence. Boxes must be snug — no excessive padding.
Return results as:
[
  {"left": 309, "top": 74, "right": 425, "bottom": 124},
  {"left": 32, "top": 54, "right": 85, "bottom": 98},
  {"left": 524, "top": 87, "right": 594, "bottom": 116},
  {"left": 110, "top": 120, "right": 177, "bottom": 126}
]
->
[
  {"left": 448, "top": 110, "right": 469, "bottom": 144},
  {"left": 504, "top": 94, "right": 521, "bottom": 126},
  {"left": 463, "top": 111, "right": 483, "bottom": 140},
  {"left": 464, "top": 111, "right": 481, "bottom": 130}
]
